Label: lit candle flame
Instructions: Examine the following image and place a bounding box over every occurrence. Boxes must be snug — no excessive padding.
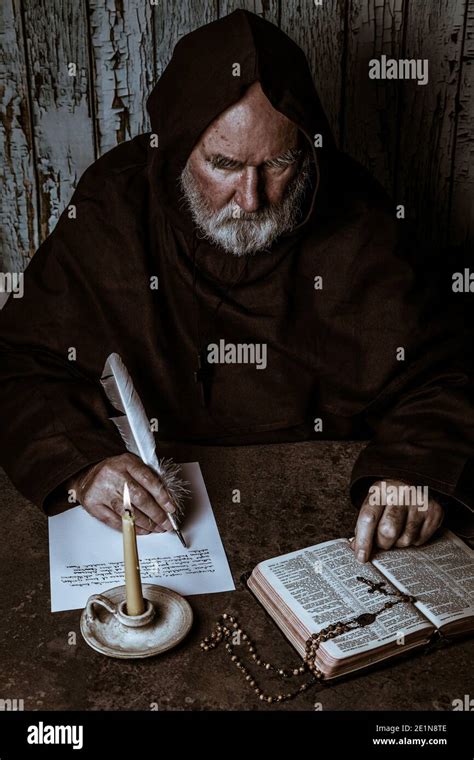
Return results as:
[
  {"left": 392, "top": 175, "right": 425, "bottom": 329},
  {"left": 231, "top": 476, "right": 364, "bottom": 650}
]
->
[{"left": 123, "top": 481, "right": 132, "bottom": 514}]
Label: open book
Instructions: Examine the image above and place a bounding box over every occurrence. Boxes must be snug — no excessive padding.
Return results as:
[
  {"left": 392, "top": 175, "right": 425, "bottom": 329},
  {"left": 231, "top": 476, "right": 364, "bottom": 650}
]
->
[{"left": 247, "top": 530, "right": 474, "bottom": 679}]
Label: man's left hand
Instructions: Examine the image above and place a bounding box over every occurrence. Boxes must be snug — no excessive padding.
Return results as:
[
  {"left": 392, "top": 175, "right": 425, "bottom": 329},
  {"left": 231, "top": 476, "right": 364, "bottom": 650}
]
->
[{"left": 353, "top": 479, "right": 444, "bottom": 563}]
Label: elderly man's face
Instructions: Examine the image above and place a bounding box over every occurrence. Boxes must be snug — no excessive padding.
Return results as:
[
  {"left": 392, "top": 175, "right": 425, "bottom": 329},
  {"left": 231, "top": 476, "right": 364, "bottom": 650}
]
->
[{"left": 180, "top": 82, "right": 311, "bottom": 255}]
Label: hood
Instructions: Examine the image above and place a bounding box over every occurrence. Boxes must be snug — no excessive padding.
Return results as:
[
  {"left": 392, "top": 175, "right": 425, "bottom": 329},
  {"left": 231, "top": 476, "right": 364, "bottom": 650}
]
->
[{"left": 146, "top": 9, "right": 336, "bottom": 239}]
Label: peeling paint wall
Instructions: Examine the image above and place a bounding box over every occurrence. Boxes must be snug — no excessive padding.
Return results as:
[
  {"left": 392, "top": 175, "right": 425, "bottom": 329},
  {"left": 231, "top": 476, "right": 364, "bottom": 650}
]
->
[
  {"left": 1, "top": 0, "right": 473, "bottom": 272},
  {"left": 1, "top": 0, "right": 38, "bottom": 273},
  {"left": 23, "top": 0, "right": 96, "bottom": 246}
]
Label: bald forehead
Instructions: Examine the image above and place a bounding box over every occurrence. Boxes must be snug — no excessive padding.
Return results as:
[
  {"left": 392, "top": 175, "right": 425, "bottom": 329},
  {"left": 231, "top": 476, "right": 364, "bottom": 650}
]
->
[{"left": 196, "top": 82, "right": 298, "bottom": 165}]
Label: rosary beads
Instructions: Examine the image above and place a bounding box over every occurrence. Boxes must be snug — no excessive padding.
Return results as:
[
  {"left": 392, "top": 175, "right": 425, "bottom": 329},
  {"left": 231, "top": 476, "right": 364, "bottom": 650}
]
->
[{"left": 200, "top": 577, "right": 417, "bottom": 704}]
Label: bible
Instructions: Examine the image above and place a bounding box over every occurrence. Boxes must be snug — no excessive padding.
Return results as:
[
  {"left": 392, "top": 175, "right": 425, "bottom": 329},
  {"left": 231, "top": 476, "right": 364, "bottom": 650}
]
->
[{"left": 247, "top": 530, "right": 474, "bottom": 679}]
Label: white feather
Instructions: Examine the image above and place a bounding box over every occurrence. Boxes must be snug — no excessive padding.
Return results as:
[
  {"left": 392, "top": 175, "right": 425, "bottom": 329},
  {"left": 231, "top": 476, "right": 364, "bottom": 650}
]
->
[{"left": 100, "top": 353, "right": 188, "bottom": 518}]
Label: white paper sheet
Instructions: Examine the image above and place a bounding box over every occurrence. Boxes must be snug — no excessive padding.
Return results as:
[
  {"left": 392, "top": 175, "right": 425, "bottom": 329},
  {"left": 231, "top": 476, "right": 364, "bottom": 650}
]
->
[{"left": 48, "top": 462, "right": 236, "bottom": 612}]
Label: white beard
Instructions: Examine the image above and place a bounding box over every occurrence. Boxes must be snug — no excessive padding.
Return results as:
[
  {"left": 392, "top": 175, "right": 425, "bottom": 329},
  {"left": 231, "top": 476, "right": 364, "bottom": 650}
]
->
[{"left": 179, "top": 154, "right": 313, "bottom": 256}]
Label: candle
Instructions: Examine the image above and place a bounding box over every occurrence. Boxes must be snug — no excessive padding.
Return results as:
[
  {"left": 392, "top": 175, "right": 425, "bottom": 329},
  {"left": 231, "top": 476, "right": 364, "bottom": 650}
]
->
[{"left": 122, "top": 482, "right": 145, "bottom": 616}]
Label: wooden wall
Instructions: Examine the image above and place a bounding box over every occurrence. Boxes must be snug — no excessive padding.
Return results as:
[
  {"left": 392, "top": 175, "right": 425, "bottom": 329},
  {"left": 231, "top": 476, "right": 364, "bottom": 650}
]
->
[{"left": 1, "top": 0, "right": 473, "bottom": 274}]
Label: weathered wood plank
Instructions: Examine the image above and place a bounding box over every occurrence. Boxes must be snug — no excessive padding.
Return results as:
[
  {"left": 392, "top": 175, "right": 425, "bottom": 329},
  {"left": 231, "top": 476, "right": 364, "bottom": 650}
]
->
[
  {"left": 343, "top": 0, "right": 405, "bottom": 194},
  {"left": 218, "top": 0, "right": 279, "bottom": 23},
  {"left": 0, "top": 0, "right": 38, "bottom": 272},
  {"left": 87, "top": 0, "right": 155, "bottom": 155},
  {"left": 152, "top": 0, "right": 218, "bottom": 80},
  {"left": 397, "top": 0, "right": 466, "bottom": 249},
  {"left": 280, "top": 0, "right": 346, "bottom": 147},
  {"left": 450, "top": 0, "right": 474, "bottom": 251},
  {"left": 23, "top": 0, "right": 95, "bottom": 241},
  {"left": 3, "top": 0, "right": 473, "bottom": 272}
]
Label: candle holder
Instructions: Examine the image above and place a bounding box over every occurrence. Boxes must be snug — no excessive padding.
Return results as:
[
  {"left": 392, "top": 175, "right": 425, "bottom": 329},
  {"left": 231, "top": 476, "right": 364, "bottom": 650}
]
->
[{"left": 80, "top": 583, "right": 193, "bottom": 658}]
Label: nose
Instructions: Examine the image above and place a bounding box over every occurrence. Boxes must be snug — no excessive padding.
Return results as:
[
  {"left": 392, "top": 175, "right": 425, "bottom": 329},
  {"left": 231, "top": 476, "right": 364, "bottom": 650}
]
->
[{"left": 234, "top": 167, "right": 261, "bottom": 213}]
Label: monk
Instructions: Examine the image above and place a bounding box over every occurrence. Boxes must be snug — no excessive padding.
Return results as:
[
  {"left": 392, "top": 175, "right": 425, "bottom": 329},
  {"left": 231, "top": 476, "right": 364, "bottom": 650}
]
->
[{"left": 0, "top": 10, "right": 472, "bottom": 562}]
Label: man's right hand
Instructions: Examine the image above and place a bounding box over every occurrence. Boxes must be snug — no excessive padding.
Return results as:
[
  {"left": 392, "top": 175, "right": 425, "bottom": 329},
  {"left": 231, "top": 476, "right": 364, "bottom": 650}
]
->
[{"left": 66, "top": 453, "right": 176, "bottom": 535}]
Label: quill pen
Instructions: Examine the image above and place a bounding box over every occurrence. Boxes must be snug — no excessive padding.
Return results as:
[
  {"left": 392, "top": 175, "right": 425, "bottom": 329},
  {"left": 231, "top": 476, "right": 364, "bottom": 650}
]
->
[{"left": 100, "top": 352, "right": 189, "bottom": 547}]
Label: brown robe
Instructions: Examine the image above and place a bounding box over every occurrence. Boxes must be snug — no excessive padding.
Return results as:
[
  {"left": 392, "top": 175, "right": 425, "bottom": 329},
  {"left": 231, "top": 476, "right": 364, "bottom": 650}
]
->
[{"left": 0, "top": 10, "right": 473, "bottom": 535}]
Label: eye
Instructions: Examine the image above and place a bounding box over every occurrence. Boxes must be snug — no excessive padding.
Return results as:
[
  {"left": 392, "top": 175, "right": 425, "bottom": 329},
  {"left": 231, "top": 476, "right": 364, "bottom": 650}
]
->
[
  {"left": 263, "top": 149, "right": 302, "bottom": 172},
  {"left": 264, "top": 160, "right": 295, "bottom": 172},
  {"left": 209, "top": 158, "right": 241, "bottom": 171}
]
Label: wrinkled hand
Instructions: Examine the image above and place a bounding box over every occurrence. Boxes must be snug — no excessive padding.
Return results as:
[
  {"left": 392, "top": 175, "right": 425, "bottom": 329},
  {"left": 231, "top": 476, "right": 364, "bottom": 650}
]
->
[
  {"left": 353, "top": 479, "right": 444, "bottom": 563},
  {"left": 66, "top": 453, "right": 176, "bottom": 535}
]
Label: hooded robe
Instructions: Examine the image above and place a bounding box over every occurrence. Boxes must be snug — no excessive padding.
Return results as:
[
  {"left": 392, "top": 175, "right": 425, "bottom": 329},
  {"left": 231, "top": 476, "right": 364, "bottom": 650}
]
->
[{"left": 0, "top": 10, "right": 473, "bottom": 534}]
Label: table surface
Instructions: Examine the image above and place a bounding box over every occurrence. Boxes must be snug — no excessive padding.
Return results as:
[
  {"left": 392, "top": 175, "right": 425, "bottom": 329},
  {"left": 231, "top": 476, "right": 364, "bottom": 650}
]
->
[{"left": 1, "top": 440, "right": 472, "bottom": 712}]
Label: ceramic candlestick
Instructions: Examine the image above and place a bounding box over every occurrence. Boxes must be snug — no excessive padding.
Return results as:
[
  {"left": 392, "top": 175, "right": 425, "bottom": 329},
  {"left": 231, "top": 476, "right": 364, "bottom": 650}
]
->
[{"left": 80, "top": 583, "right": 193, "bottom": 658}]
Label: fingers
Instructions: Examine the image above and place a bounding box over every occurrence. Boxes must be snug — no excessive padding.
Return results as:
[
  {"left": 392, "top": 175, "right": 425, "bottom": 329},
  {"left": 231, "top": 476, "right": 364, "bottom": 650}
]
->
[
  {"left": 376, "top": 503, "right": 408, "bottom": 550},
  {"left": 78, "top": 454, "right": 175, "bottom": 534},
  {"left": 413, "top": 500, "right": 444, "bottom": 546},
  {"left": 354, "top": 501, "right": 384, "bottom": 563},
  {"left": 373, "top": 504, "right": 406, "bottom": 550},
  {"left": 354, "top": 481, "right": 447, "bottom": 562},
  {"left": 127, "top": 459, "right": 176, "bottom": 514},
  {"left": 394, "top": 503, "right": 425, "bottom": 547},
  {"left": 87, "top": 504, "right": 151, "bottom": 536},
  {"left": 82, "top": 503, "right": 124, "bottom": 532},
  {"left": 84, "top": 499, "right": 163, "bottom": 536},
  {"left": 118, "top": 478, "right": 169, "bottom": 532}
]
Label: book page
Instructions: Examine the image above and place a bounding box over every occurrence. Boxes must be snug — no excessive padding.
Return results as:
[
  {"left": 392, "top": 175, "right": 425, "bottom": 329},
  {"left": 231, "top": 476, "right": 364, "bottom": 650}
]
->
[
  {"left": 258, "top": 539, "right": 429, "bottom": 658},
  {"left": 372, "top": 530, "right": 474, "bottom": 629}
]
